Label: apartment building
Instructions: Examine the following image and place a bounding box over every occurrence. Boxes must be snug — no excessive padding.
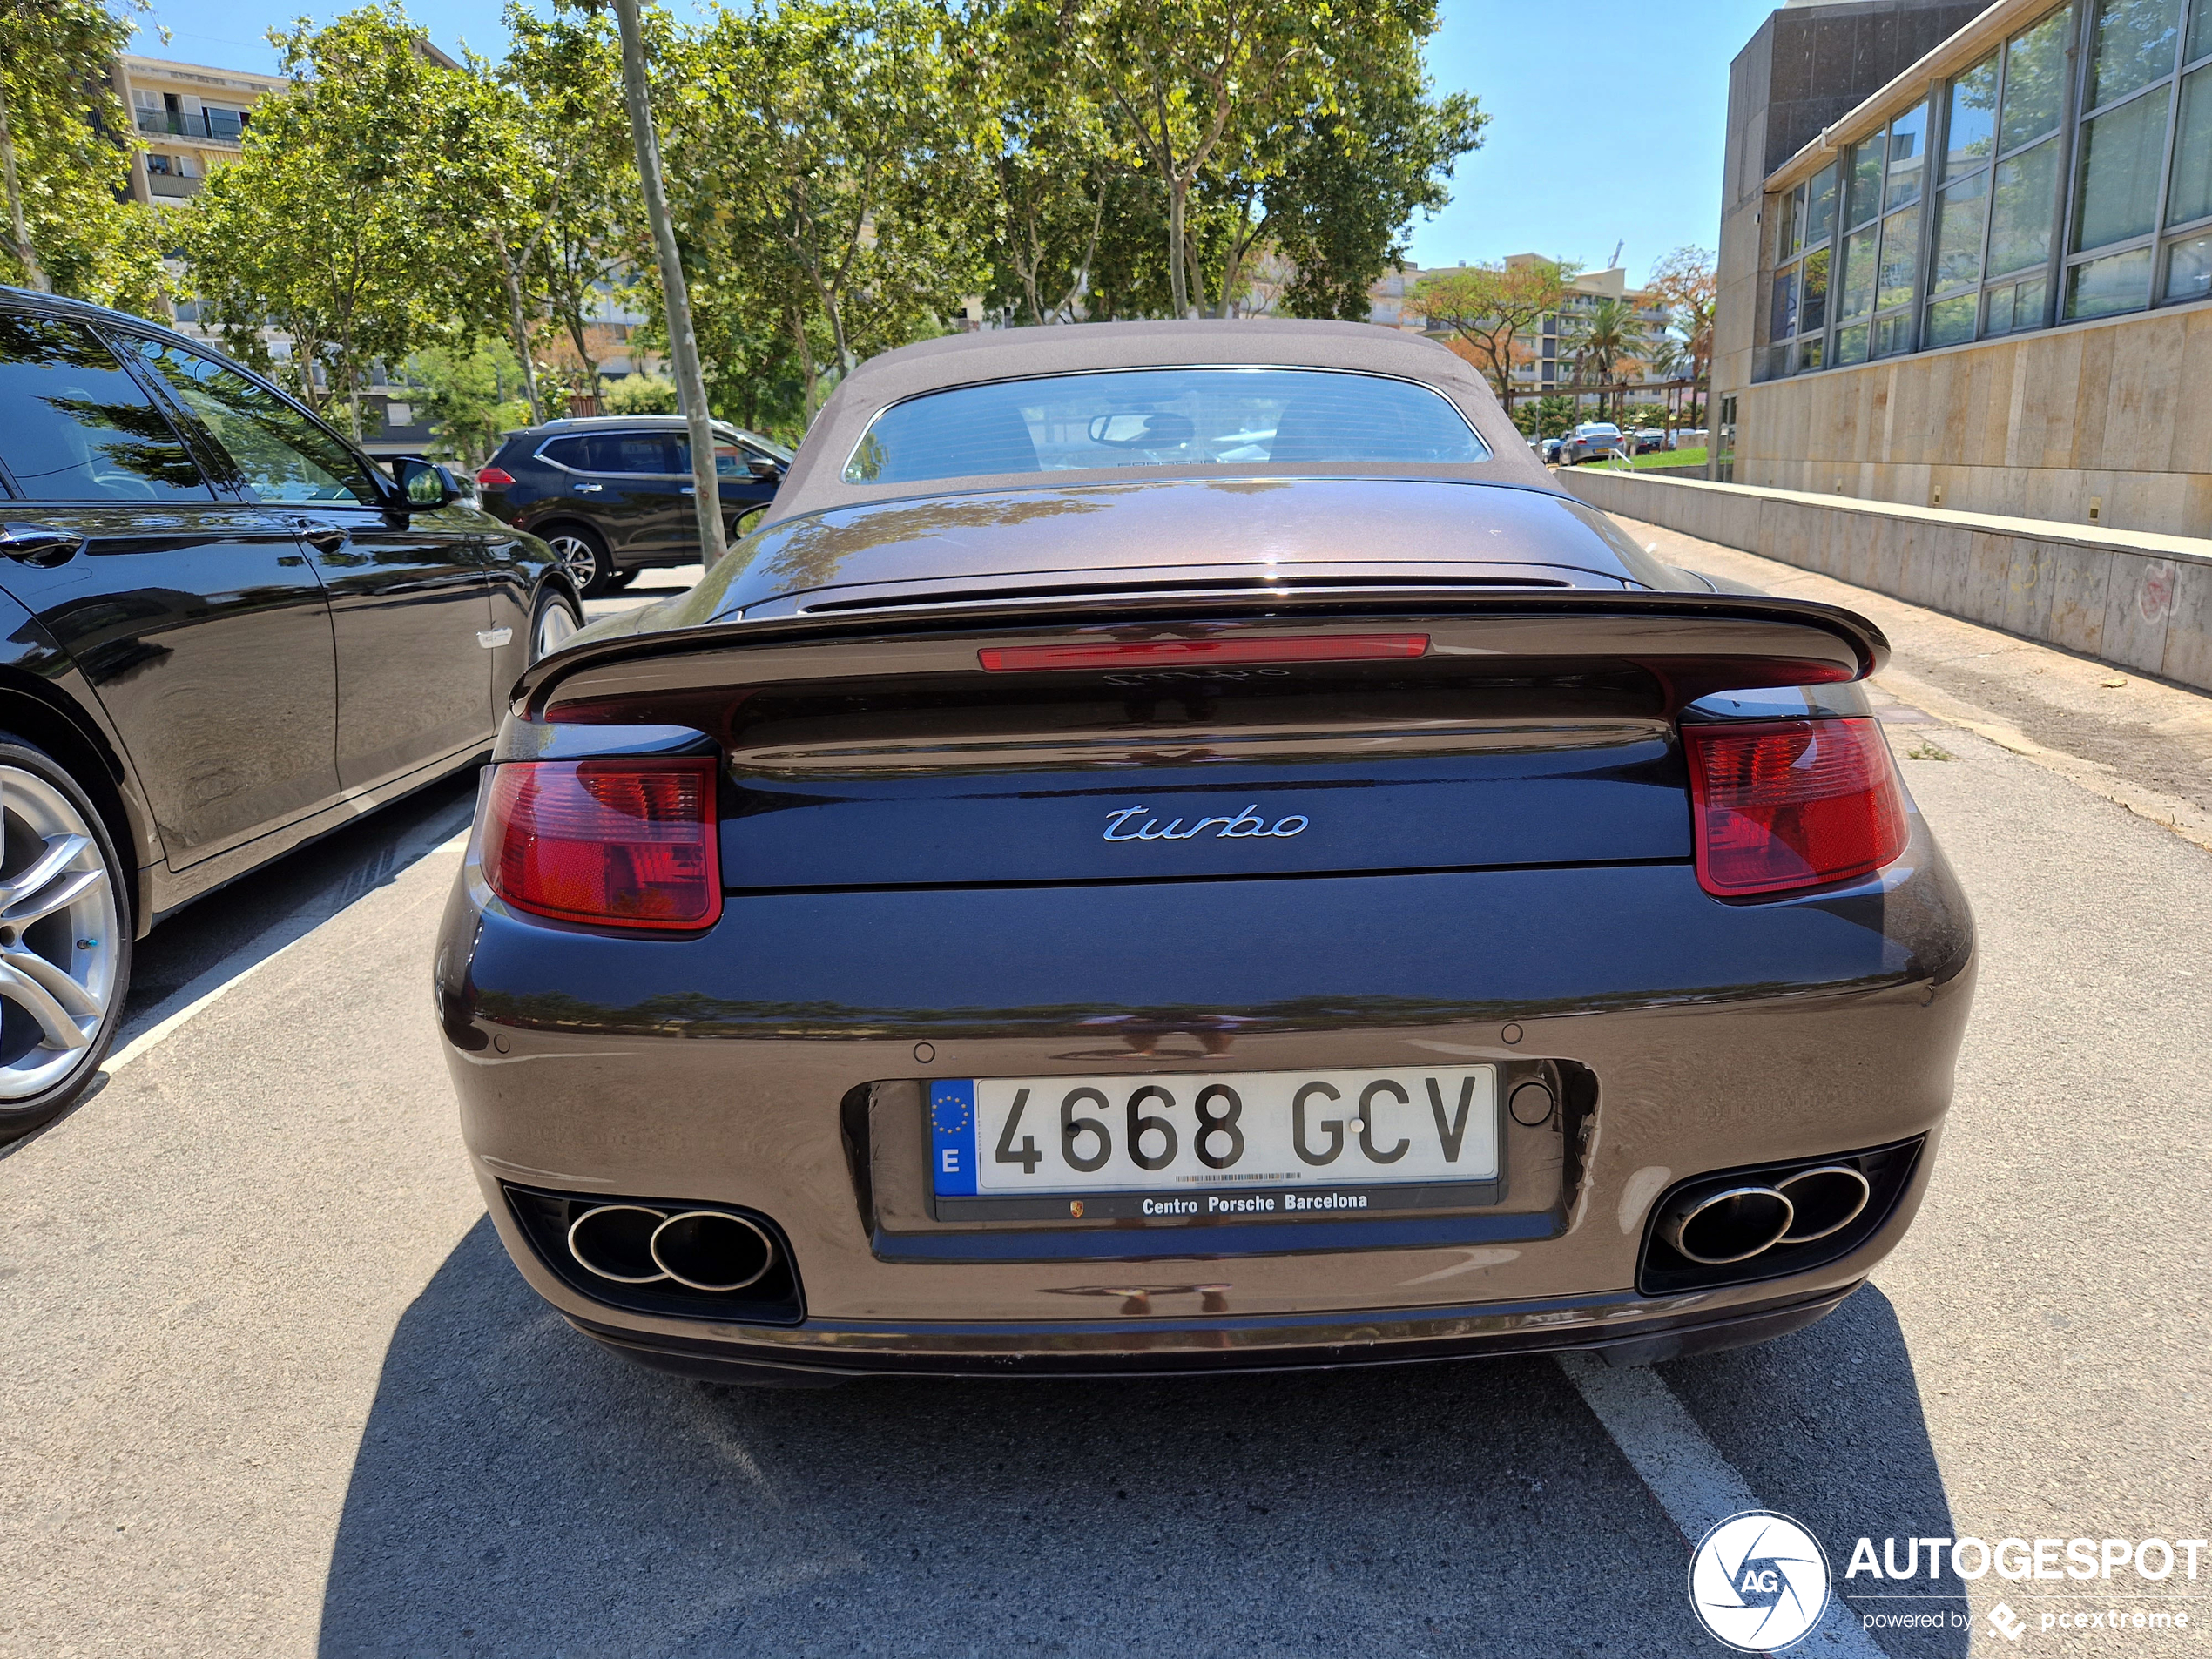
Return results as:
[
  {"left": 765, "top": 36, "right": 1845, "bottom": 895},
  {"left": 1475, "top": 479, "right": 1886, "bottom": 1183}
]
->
[
  {"left": 111, "top": 55, "right": 287, "bottom": 209},
  {"left": 1366, "top": 263, "right": 1426, "bottom": 328},
  {"left": 1508, "top": 258, "right": 1674, "bottom": 401}
]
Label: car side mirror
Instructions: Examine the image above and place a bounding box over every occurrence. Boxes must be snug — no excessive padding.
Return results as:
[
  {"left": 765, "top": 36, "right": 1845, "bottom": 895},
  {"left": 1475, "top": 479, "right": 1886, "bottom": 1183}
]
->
[
  {"left": 746, "top": 456, "right": 785, "bottom": 482},
  {"left": 395, "top": 456, "right": 462, "bottom": 510}
]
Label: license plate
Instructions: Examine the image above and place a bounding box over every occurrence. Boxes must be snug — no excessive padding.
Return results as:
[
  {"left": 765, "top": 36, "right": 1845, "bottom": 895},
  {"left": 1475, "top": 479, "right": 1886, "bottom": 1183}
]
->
[{"left": 928, "top": 1067, "right": 1499, "bottom": 1223}]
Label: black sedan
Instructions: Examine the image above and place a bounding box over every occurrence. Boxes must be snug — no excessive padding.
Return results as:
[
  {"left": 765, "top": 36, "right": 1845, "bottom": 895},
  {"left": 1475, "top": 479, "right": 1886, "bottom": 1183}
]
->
[
  {"left": 436, "top": 320, "right": 1974, "bottom": 1385},
  {"left": 0, "top": 286, "right": 578, "bottom": 1135}
]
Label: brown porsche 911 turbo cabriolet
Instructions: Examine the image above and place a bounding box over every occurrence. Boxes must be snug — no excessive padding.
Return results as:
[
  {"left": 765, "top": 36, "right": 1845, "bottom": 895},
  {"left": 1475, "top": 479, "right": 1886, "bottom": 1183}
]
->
[{"left": 435, "top": 320, "right": 1974, "bottom": 1385}]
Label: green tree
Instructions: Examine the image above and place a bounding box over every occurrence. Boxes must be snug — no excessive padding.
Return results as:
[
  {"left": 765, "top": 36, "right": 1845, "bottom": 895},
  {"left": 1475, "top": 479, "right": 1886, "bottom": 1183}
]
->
[
  {"left": 1077, "top": 172, "right": 1177, "bottom": 319},
  {"left": 1527, "top": 394, "right": 1575, "bottom": 441},
  {"left": 611, "top": 0, "right": 725, "bottom": 563},
  {"left": 1562, "top": 293, "right": 1645, "bottom": 420},
  {"left": 433, "top": 64, "right": 550, "bottom": 421},
  {"left": 667, "top": 0, "right": 980, "bottom": 418},
  {"left": 1266, "top": 69, "right": 1483, "bottom": 320},
  {"left": 402, "top": 339, "right": 534, "bottom": 465},
  {"left": 179, "top": 7, "right": 475, "bottom": 435},
  {"left": 0, "top": 0, "right": 167, "bottom": 308},
  {"left": 601, "top": 371, "right": 677, "bottom": 414},
  {"left": 969, "top": 0, "right": 1119, "bottom": 326},
  {"left": 1066, "top": 0, "right": 1356, "bottom": 318},
  {"left": 1413, "top": 258, "right": 1572, "bottom": 410},
  {"left": 496, "top": 4, "right": 637, "bottom": 396},
  {"left": 1189, "top": 2, "right": 1481, "bottom": 320}
]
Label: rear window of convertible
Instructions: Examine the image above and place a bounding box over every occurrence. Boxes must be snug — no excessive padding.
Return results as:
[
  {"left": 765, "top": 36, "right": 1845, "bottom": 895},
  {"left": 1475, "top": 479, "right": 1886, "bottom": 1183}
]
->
[{"left": 841, "top": 367, "right": 1489, "bottom": 485}]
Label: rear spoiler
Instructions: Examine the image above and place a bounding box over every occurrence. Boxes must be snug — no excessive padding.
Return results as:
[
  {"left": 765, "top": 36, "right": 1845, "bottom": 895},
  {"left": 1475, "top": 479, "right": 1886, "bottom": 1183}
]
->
[{"left": 515, "top": 589, "right": 1889, "bottom": 724}]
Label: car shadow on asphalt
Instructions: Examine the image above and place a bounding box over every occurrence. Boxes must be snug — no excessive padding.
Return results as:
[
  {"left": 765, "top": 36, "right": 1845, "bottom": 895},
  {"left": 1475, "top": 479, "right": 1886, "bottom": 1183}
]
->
[
  {"left": 318, "top": 1219, "right": 1965, "bottom": 1658},
  {"left": 1661, "top": 1289, "right": 1972, "bottom": 1656}
]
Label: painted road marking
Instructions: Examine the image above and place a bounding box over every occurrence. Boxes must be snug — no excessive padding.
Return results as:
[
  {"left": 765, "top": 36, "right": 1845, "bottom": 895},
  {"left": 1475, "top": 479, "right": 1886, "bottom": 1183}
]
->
[
  {"left": 105, "top": 820, "right": 475, "bottom": 1078},
  {"left": 1557, "top": 1353, "right": 1891, "bottom": 1656}
]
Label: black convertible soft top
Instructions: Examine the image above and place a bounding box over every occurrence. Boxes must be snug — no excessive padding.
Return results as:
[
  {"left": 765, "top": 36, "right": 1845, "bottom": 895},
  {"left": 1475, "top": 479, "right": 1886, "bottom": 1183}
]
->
[{"left": 772, "top": 319, "right": 1559, "bottom": 523}]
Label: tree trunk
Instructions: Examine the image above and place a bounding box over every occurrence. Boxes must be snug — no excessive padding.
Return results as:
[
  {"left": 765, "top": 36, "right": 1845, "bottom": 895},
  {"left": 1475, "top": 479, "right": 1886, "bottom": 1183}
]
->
[
  {"left": 1021, "top": 240, "right": 1043, "bottom": 327},
  {"left": 491, "top": 228, "right": 545, "bottom": 424},
  {"left": 790, "top": 305, "right": 819, "bottom": 422},
  {"left": 1166, "top": 176, "right": 1189, "bottom": 317},
  {"left": 563, "top": 306, "right": 598, "bottom": 385},
  {"left": 0, "top": 84, "right": 49, "bottom": 293},
  {"left": 613, "top": 0, "right": 726, "bottom": 570},
  {"left": 1053, "top": 180, "right": 1106, "bottom": 324}
]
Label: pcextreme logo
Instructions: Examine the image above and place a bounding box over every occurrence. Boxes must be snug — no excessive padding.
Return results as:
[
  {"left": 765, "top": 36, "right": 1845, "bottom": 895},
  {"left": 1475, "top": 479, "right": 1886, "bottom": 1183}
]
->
[{"left": 1689, "top": 1511, "right": 1832, "bottom": 1652}]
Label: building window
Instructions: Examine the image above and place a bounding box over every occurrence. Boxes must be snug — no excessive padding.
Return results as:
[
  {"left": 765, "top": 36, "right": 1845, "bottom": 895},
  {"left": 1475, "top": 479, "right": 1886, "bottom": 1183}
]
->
[
  {"left": 1826, "top": 105, "right": 1934, "bottom": 361},
  {"left": 1752, "top": 0, "right": 2212, "bottom": 380},
  {"left": 1926, "top": 53, "right": 1996, "bottom": 344},
  {"left": 2161, "top": 10, "right": 2212, "bottom": 297},
  {"left": 1832, "top": 130, "right": 1889, "bottom": 365},
  {"left": 1764, "top": 162, "right": 1837, "bottom": 377},
  {"left": 2169, "top": 229, "right": 2212, "bottom": 296},
  {"left": 2064, "top": 0, "right": 2202, "bottom": 318}
]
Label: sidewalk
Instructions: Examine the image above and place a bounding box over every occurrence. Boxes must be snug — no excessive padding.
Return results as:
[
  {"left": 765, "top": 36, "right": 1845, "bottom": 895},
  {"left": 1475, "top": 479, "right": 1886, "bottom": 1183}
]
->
[
  {"left": 1615, "top": 513, "right": 2212, "bottom": 853},
  {"left": 581, "top": 563, "right": 706, "bottom": 624}
]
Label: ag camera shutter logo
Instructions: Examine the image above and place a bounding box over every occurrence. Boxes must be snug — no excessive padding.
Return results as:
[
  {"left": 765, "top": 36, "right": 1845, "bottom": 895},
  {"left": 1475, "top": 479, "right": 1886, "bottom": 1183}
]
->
[{"left": 1689, "top": 1511, "right": 1832, "bottom": 1651}]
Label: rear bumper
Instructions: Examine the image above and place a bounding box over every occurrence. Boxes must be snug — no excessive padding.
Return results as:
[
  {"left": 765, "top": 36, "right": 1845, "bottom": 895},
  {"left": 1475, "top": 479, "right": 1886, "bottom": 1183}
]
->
[
  {"left": 568, "top": 1281, "right": 1860, "bottom": 1384},
  {"left": 436, "top": 813, "right": 1974, "bottom": 1366}
]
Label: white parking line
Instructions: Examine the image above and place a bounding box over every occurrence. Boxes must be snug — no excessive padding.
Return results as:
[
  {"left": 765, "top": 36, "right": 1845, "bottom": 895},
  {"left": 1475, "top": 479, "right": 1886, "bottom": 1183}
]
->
[
  {"left": 103, "top": 825, "right": 475, "bottom": 1078},
  {"left": 1557, "top": 1353, "right": 1890, "bottom": 1656}
]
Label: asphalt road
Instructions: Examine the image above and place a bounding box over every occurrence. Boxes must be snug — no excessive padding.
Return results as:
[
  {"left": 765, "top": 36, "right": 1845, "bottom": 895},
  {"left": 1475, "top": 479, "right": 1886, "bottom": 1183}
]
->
[{"left": 2, "top": 553, "right": 2207, "bottom": 1657}]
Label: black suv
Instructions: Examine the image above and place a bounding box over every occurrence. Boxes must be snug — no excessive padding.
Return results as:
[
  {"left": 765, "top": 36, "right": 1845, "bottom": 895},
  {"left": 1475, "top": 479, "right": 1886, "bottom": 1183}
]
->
[{"left": 475, "top": 415, "right": 792, "bottom": 596}]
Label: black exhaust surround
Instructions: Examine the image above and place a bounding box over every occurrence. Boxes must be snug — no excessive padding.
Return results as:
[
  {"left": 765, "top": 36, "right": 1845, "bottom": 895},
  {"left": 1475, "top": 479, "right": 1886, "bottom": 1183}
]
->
[
  {"left": 1635, "top": 1137, "right": 1925, "bottom": 1297},
  {"left": 501, "top": 1184, "right": 806, "bottom": 1325}
]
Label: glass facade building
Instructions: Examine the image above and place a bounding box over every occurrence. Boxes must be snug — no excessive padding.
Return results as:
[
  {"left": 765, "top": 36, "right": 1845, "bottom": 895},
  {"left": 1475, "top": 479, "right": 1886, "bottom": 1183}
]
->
[{"left": 1757, "top": 0, "right": 2212, "bottom": 382}]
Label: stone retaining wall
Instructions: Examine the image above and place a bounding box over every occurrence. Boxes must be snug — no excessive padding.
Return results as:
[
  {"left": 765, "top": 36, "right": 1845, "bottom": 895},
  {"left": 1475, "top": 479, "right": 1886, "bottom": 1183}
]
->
[{"left": 1560, "top": 469, "right": 2212, "bottom": 694}]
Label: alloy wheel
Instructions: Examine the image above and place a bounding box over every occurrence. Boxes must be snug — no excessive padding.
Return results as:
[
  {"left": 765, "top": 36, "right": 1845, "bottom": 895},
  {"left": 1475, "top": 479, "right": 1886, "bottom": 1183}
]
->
[
  {"left": 0, "top": 765, "right": 119, "bottom": 1102},
  {"left": 533, "top": 597, "right": 581, "bottom": 661},
  {"left": 547, "top": 534, "right": 600, "bottom": 592}
]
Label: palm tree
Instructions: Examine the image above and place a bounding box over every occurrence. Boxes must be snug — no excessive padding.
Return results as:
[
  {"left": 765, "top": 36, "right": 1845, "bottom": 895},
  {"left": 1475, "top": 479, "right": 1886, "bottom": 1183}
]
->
[
  {"left": 1561, "top": 295, "right": 1646, "bottom": 421},
  {"left": 1651, "top": 299, "right": 1714, "bottom": 432},
  {"left": 1643, "top": 332, "right": 1692, "bottom": 435}
]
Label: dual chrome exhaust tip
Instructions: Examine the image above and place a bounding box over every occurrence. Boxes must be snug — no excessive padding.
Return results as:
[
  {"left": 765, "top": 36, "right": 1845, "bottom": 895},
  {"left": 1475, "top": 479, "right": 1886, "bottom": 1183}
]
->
[
  {"left": 567, "top": 1204, "right": 777, "bottom": 1292},
  {"left": 1658, "top": 1164, "right": 1873, "bottom": 1265}
]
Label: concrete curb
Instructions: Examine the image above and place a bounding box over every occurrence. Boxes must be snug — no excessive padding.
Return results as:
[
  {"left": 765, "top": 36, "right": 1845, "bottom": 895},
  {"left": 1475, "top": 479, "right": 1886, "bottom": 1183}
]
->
[{"left": 1561, "top": 469, "right": 2212, "bottom": 695}]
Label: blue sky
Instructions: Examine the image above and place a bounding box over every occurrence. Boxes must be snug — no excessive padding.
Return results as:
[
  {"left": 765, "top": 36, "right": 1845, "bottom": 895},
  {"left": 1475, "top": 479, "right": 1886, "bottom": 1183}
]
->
[{"left": 130, "top": 0, "right": 1782, "bottom": 287}]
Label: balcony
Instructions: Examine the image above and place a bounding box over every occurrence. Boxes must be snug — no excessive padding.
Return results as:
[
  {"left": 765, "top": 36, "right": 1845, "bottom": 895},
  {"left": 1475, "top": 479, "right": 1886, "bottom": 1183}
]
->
[
  {"left": 134, "top": 107, "right": 246, "bottom": 145},
  {"left": 146, "top": 172, "right": 202, "bottom": 199}
]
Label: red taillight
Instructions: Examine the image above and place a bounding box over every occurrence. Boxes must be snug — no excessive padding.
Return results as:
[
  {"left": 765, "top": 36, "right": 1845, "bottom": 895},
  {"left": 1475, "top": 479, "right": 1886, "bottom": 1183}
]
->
[
  {"left": 480, "top": 759, "right": 719, "bottom": 930},
  {"left": 477, "top": 465, "right": 516, "bottom": 489},
  {"left": 978, "top": 634, "right": 1429, "bottom": 672},
  {"left": 1684, "top": 718, "right": 1907, "bottom": 897}
]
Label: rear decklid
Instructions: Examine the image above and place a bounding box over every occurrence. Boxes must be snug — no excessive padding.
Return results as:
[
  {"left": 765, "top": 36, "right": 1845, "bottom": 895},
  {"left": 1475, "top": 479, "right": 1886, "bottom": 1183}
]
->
[
  {"left": 511, "top": 588, "right": 1885, "bottom": 893},
  {"left": 633, "top": 479, "right": 1693, "bottom": 619}
]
